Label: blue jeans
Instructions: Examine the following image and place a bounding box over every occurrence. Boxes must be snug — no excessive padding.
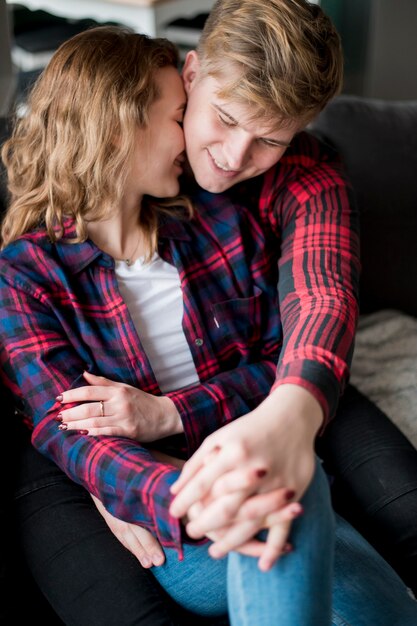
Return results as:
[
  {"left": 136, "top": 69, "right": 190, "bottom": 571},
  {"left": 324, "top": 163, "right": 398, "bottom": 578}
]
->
[
  {"left": 152, "top": 459, "right": 334, "bottom": 625},
  {"left": 152, "top": 461, "right": 417, "bottom": 625}
]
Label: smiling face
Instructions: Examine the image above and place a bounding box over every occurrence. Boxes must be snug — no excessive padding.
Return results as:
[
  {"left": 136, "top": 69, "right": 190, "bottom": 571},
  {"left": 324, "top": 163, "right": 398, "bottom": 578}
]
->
[
  {"left": 182, "top": 52, "right": 300, "bottom": 194},
  {"left": 124, "top": 65, "right": 187, "bottom": 205}
]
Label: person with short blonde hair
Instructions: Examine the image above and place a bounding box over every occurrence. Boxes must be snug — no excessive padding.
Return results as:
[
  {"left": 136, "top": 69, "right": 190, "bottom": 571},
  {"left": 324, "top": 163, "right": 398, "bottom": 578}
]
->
[{"left": 197, "top": 0, "right": 343, "bottom": 125}]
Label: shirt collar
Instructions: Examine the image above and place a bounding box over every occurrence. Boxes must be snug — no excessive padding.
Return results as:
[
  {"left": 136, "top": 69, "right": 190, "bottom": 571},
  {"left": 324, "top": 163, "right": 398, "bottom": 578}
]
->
[{"left": 56, "top": 214, "right": 191, "bottom": 274}]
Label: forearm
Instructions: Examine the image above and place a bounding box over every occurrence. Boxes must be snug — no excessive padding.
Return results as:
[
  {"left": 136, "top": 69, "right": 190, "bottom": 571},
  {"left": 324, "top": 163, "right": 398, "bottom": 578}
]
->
[
  {"left": 32, "top": 416, "right": 184, "bottom": 552},
  {"left": 276, "top": 182, "right": 360, "bottom": 423}
]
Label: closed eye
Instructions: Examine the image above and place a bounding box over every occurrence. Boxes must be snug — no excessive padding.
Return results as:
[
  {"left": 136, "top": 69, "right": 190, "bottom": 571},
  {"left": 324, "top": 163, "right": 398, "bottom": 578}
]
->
[
  {"left": 217, "top": 113, "right": 236, "bottom": 127},
  {"left": 259, "top": 138, "right": 291, "bottom": 149},
  {"left": 176, "top": 103, "right": 186, "bottom": 127}
]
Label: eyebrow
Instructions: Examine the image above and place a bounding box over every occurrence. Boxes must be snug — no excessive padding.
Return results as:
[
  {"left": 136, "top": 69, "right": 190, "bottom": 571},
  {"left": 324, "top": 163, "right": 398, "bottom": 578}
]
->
[{"left": 212, "top": 103, "right": 292, "bottom": 148}]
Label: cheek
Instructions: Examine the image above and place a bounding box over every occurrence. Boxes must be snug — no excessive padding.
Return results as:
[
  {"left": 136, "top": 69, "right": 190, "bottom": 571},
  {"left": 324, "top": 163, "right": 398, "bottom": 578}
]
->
[
  {"left": 185, "top": 122, "right": 222, "bottom": 159},
  {"left": 184, "top": 104, "right": 217, "bottom": 149},
  {"left": 183, "top": 116, "right": 194, "bottom": 151},
  {"left": 174, "top": 125, "right": 185, "bottom": 152},
  {"left": 183, "top": 112, "right": 202, "bottom": 149},
  {"left": 157, "top": 126, "right": 184, "bottom": 159}
]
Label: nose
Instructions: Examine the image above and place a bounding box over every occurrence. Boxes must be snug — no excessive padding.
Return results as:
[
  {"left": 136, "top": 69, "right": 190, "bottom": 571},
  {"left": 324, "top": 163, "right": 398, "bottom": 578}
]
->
[{"left": 223, "top": 130, "right": 253, "bottom": 170}]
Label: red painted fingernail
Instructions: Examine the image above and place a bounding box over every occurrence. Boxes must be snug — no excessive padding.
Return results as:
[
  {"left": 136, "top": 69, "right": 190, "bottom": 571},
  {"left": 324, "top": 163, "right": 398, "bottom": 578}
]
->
[
  {"left": 285, "top": 489, "right": 296, "bottom": 501},
  {"left": 54, "top": 414, "right": 63, "bottom": 423},
  {"left": 256, "top": 469, "right": 267, "bottom": 478},
  {"left": 56, "top": 395, "right": 63, "bottom": 402},
  {"left": 58, "top": 423, "right": 68, "bottom": 431},
  {"left": 78, "top": 430, "right": 89, "bottom": 435}
]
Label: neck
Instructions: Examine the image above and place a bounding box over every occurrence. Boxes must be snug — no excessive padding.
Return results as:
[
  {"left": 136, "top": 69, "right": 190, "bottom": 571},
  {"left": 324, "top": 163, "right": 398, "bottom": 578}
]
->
[{"left": 87, "top": 210, "right": 146, "bottom": 264}]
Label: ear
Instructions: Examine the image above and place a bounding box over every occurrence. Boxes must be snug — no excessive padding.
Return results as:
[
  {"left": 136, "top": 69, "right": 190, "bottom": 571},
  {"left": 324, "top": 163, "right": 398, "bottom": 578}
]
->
[{"left": 182, "top": 50, "right": 200, "bottom": 95}]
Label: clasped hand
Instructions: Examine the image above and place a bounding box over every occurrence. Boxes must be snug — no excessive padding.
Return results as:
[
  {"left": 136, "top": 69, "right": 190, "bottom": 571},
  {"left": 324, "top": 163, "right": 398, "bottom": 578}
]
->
[{"left": 169, "top": 388, "right": 320, "bottom": 570}]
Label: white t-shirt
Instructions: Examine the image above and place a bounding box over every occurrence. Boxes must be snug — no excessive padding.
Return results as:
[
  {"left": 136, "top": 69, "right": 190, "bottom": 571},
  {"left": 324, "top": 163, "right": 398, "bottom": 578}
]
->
[{"left": 115, "top": 254, "right": 199, "bottom": 393}]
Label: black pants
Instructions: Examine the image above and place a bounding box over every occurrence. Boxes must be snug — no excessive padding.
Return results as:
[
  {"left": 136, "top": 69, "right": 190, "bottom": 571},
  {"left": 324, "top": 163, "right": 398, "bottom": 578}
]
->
[
  {"left": 9, "top": 429, "right": 179, "bottom": 625},
  {"left": 6, "top": 425, "right": 227, "bottom": 626},
  {"left": 318, "top": 384, "right": 417, "bottom": 594}
]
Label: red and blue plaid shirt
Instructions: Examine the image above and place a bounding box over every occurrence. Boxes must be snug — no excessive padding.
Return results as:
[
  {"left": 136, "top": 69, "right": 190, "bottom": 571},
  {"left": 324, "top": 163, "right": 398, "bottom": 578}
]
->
[{"left": 0, "top": 131, "right": 360, "bottom": 554}]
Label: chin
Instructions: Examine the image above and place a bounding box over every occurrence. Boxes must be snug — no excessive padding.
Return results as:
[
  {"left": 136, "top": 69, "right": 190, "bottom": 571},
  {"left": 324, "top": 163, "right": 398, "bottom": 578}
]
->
[{"left": 194, "top": 171, "right": 233, "bottom": 194}]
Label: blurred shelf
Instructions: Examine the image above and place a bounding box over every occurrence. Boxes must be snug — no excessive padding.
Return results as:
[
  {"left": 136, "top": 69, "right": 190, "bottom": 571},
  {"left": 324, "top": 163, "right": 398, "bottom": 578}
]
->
[
  {"left": 6, "top": 0, "right": 215, "bottom": 36},
  {"left": 0, "top": 0, "right": 16, "bottom": 115},
  {"left": 163, "top": 12, "right": 208, "bottom": 47}
]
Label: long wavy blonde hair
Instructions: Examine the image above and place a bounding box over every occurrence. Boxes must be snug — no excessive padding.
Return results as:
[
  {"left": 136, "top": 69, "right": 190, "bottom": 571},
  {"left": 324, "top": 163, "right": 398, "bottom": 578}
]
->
[{"left": 1, "top": 26, "right": 192, "bottom": 253}]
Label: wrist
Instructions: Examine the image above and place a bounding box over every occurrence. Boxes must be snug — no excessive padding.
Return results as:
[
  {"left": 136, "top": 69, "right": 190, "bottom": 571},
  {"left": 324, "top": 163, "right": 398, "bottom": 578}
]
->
[
  {"left": 159, "top": 396, "right": 183, "bottom": 437},
  {"left": 259, "top": 384, "right": 324, "bottom": 440}
]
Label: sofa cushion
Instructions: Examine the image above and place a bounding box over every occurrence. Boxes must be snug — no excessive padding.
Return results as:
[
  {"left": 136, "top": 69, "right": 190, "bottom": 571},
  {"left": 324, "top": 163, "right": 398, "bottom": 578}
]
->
[
  {"left": 351, "top": 309, "right": 417, "bottom": 448},
  {"left": 311, "top": 95, "right": 417, "bottom": 317}
]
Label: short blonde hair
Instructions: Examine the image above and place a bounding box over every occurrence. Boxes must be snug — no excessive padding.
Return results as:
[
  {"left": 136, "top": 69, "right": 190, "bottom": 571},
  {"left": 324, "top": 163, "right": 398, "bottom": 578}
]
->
[
  {"left": 2, "top": 26, "right": 191, "bottom": 252},
  {"left": 198, "top": 0, "right": 344, "bottom": 127}
]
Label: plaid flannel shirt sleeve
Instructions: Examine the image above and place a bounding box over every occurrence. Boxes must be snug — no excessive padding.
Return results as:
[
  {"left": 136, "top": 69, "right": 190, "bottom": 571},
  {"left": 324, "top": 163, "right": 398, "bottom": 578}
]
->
[
  {"left": 0, "top": 264, "right": 184, "bottom": 555},
  {"left": 260, "top": 150, "right": 361, "bottom": 426}
]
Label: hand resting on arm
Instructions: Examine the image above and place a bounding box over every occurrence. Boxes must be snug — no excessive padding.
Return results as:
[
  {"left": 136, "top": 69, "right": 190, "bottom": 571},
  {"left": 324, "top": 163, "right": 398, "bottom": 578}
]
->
[{"left": 57, "top": 371, "right": 183, "bottom": 441}]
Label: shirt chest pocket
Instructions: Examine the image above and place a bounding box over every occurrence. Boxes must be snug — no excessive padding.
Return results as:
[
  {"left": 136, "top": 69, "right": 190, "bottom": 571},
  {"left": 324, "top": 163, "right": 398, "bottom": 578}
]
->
[{"left": 210, "top": 287, "right": 264, "bottom": 357}]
